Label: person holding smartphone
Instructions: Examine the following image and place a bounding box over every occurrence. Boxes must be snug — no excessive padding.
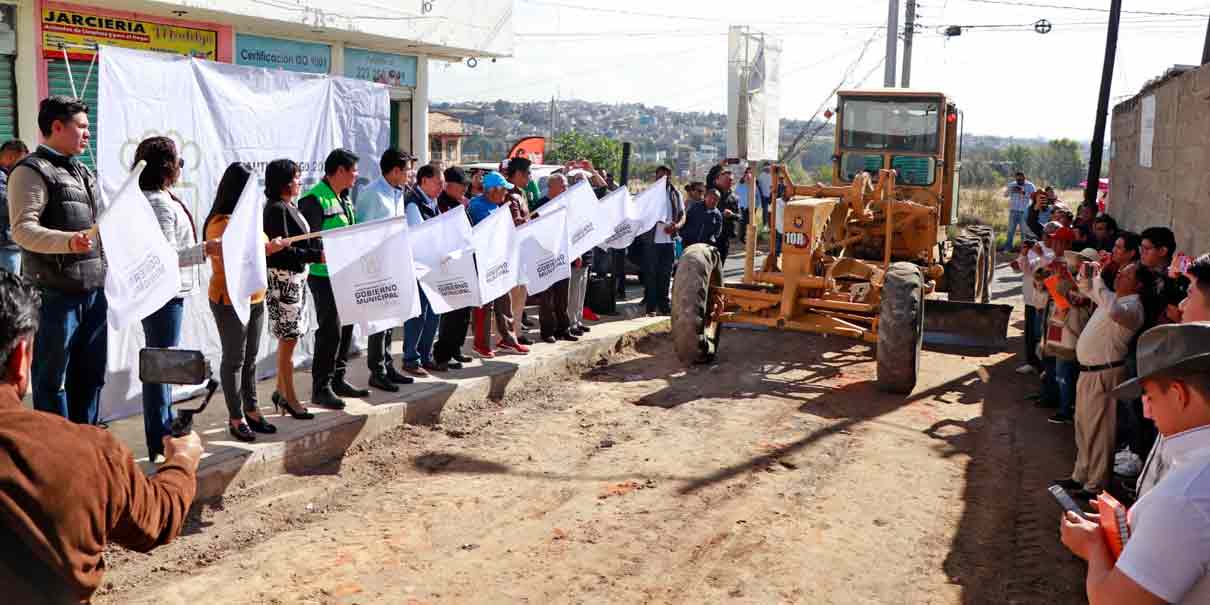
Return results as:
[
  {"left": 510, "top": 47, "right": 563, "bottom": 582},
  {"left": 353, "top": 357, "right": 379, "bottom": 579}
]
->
[{"left": 1004, "top": 171, "right": 1037, "bottom": 251}]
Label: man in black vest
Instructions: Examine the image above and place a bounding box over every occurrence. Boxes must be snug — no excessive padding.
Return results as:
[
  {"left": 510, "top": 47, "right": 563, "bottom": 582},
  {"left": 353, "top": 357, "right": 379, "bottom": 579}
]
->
[
  {"left": 6, "top": 97, "right": 106, "bottom": 423},
  {"left": 402, "top": 164, "right": 445, "bottom": 374}
]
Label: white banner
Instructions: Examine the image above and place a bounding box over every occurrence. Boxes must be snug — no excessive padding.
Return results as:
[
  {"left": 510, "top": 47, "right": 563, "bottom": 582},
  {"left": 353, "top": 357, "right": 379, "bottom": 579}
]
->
[
  {"left": 472, "top": 208, "right": 521, "bottom": 304},
  {"left": 99, "top": 162, "right": 181, "bottom": 330},
  {"left": 325, "top": 217, "right": 422, "bottom": 334},
  {"left": 517, "top": 208, "right": 571, "bottom": 295},
  {"left": 97, "top": 45, "right": 390, "bottom": 421},
  {"left": 223, "top": 177, "right": 268, "bottom": 326},
  {"left": 410, "top": 209, "right": 481, "bottom": 313}
]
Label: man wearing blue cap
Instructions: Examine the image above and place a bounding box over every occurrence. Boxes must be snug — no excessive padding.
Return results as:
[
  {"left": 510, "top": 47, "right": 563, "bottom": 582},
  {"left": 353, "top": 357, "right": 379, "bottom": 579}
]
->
[{"left": 467, "top": 172, "right": 527, "bottom": 357}]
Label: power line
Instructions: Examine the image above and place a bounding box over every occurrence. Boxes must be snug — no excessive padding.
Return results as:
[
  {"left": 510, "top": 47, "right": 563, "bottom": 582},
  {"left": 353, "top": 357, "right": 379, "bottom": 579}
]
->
[{"left": 963, "top": 0, "right": 1208, "bottom": 18}]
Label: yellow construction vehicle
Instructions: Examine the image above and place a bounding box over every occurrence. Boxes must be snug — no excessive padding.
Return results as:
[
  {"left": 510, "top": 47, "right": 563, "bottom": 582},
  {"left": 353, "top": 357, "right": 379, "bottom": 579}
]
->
[{"left": 672, "top": 89, "right": 1009, "bottom": 393}]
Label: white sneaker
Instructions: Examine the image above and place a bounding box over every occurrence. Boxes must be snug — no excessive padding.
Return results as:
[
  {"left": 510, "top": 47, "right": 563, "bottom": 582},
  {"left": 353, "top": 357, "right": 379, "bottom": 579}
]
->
[{"left": 1015, "top": 364, "right": 1037, "bottom": 375}]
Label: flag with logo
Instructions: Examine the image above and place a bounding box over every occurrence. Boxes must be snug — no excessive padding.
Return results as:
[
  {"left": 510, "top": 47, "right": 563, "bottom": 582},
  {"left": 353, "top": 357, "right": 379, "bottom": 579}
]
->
[
  {"left": 221, "top": 174, "right": 268, "bottom": 326},
  {"left": 472, "top": 206, "right": 521, "bottom": 304},
  {"left": 323, "top": 216, "right": 422, "bottom": 334},
  {"left": 517, "top": 207, "right": 571, "bottom": 296},
  {"left": 559, "top": 180, "right": 613, "bottom": 260},
  {"left": 99, "top": 161, "right": 182, "bottom": 330},
  {"left": 410, "top": 209, "right": 481, "bottom": 313}
]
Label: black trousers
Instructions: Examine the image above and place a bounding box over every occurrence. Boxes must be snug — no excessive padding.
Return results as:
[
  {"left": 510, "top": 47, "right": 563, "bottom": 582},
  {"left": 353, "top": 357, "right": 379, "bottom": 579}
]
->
[
  {"left": 308, "top": 275, "right": 353, "bottom": 390},
  {"left": 367, "top": 328, "right": 395, "bottom": 375},
  {"left": 433, "top": 307, "right": 470, "bottom": 363},
  {"left": 539, "top": 279, "right": 571, "bottom": 337}
]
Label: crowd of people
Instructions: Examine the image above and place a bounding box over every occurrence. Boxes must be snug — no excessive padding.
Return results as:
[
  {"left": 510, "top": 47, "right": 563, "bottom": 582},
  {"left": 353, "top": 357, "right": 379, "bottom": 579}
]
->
[
  {"left": 1002, "top": 174, "right": 1210, "bottom": 602},
  {"left": 0, "top": 97, "right": 659, "bottom": 460}
]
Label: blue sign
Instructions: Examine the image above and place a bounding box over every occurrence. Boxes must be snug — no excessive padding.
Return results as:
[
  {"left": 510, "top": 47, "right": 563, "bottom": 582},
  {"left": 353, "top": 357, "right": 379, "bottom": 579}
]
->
[
  {"left": 343, "top": 48, "right": 417, "bottom": 87},
  {"left": 235, "top": 34, "right": 330, "bottom": 74}
]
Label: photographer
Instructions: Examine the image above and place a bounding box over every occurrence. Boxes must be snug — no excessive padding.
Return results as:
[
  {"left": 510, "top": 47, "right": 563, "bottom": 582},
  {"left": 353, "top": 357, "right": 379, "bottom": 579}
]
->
[
  {"left": 0, "top": 271, "right": 203, "bottom": 602},
  {"left": 1004, "top": 171, "right": 1037, "bottom": 250}
]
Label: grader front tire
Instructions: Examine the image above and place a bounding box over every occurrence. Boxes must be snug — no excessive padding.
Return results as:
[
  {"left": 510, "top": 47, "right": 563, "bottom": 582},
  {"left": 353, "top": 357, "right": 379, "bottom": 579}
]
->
[
  {"left": 671, "top": 244, "right": 723, "bottom": 365},
  {"left": 877, "top": 262, "right": 924, "bottom": 394}
]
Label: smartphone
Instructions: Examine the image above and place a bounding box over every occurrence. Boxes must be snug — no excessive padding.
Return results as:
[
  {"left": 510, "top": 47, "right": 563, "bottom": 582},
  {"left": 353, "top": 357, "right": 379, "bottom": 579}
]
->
[
  {"left": 1082, "top": 262, "right": 1096, "bottom": 279},
  {"left": 1178, "top": 253, "right": 1193, "bottom": 274},
  {"left": 139, "top": 348, "right": 210, "bottom": 386},
  {"left": 724, "top": 158, "right": 741, "bottom": 165},
  {"left": 1049, "top": 484, "right": 1089, "bottom": 520}
]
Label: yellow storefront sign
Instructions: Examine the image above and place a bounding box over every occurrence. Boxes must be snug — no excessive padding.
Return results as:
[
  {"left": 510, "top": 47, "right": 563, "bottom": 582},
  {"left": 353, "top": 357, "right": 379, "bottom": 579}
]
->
[{"left": 41, "top": 7, "right": 217, "bottom": 59}]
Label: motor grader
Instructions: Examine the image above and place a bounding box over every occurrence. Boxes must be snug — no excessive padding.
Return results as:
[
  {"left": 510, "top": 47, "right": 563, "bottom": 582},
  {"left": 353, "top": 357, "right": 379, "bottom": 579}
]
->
[{"left": 671, "top": 89, "right": 1010, "bottom": 393}]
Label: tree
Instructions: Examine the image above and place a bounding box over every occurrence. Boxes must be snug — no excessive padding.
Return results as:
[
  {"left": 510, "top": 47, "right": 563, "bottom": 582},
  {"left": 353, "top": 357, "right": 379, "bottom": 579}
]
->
[
  {"left": 545, "top": 131, "right": 623, "bottom": 176},
  {"left": 1038, "top": 138, "right": 1083, "bottom": 188}
]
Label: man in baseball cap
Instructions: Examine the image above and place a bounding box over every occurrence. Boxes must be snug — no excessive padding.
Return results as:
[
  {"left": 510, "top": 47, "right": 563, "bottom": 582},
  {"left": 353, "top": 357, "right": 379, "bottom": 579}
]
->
[{"left": 1061, "top": 321, "right": 1210, "bottom": 604}]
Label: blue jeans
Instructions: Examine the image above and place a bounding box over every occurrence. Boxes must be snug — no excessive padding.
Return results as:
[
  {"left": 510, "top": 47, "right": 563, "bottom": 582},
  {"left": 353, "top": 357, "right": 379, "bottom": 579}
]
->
[
  {"left": 1005, "top": 209, "right": 1027, "bottom": 250},
  {"left": 141, "top": 298, "right": 184, "bottom": 458},
  {"left": 403, "top": 288, "right": 438, "bottom": 366},
  {"left": 1041, "top": 356, "right": 1060, "bottom": 406},
  {"left": 0, "top": 248, "right": 20, "bottom": 275},
  {"left": 32, "top": 288, "right": 108, "bottom": 424},
  {"left": 1023, "top": 305, "right": 1042, "bottom": 369},
  {"left": 643, "top": 242, "right": 675, "bottom": 313},
  {"left": 1055, "top": 359, "right": 1079, "bottom": 418}
]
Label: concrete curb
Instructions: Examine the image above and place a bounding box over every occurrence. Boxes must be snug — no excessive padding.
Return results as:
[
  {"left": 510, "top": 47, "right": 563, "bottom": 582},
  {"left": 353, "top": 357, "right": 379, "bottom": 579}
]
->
[{"left": 189, "top": 298, "right": 667, "bottom": 502}]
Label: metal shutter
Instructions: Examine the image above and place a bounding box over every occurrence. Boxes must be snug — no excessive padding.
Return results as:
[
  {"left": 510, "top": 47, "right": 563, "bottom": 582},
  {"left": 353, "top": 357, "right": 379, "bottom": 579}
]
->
[
  {"left": 46, "top": 58, "right": 99, "bottom": 170},
  {"left": 0, "top": 56, "right": 15, "bottom": 142}
]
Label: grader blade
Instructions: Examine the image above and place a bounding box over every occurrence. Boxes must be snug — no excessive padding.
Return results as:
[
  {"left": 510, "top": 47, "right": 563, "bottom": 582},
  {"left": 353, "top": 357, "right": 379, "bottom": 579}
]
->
[{"left": 922, "top": 300, "right": 1012, "bottom": 349}]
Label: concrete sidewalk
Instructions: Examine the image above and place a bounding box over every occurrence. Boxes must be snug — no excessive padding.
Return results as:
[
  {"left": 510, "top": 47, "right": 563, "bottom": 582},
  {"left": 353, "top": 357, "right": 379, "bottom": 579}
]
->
[{"left": 112, "top": 286, "right": 667, "bottom": 502}]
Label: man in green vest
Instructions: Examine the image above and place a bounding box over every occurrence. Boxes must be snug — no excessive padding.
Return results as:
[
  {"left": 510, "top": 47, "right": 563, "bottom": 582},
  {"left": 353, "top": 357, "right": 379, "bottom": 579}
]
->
[{"left": 299, "top": 148, "right": 371, "bottom": 410}]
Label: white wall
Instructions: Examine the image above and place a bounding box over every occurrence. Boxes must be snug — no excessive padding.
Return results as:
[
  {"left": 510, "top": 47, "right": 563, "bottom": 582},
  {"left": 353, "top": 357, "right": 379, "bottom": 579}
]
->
[{"left": 12, "top": 0, "right": 38, "bottom": 145}]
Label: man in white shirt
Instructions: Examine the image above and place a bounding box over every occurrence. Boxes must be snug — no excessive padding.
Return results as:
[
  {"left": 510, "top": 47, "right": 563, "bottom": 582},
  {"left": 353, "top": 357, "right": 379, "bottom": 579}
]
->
[
  {"left": 1061, "top": 321, "right": 1210, "bottom": 605},
  {"left": 355, "top": 149, "right": 416, "bottom": 391},
  {"left": 1003, "top": 171, "right": 1037, "bottom": 251},
  {"left": 1057, "top": 260, "right": 1155, "bottom": 499}
]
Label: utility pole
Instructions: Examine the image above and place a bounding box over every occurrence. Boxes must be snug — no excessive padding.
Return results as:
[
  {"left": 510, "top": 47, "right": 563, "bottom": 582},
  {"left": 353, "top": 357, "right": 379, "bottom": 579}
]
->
[
  {"left": 1083, "top": 0, "right": 1121, "bottom": 209},
  {"left": 1202, "top": 10, "right": 1210, "bottom": 64},
  {"left": 901, "top": 0, "right": 916, "bottom": 87},
  {"left": 885, "top": 0, "right": 899, "bottom": 87}
]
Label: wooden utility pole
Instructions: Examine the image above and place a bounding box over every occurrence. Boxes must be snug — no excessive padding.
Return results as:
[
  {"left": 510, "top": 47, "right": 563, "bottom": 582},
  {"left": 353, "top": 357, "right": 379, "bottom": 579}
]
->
[
  {"left": 1083, "top": 0, "right": 1121, "bottom": 208},
  {"left": 902, "top": 0, "right": 916, "bottom": 87}
]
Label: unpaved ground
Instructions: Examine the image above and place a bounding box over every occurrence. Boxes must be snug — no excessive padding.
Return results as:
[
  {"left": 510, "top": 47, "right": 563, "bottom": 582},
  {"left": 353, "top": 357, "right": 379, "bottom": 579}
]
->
[{"left": 97, "top": 283, "right": 1088, "bottom": 604}]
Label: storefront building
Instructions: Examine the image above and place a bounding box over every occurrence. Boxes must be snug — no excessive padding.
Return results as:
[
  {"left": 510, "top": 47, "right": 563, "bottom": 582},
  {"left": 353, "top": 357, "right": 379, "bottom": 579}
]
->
[{"left": 5, "top": 0, "right": 513, "bottom": 166}]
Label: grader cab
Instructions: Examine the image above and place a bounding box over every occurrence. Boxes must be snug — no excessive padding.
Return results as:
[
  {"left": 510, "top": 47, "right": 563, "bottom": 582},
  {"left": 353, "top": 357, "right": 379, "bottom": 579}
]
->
[{"left": 671, "top": 89, "right": 1010, "bottom": 393}]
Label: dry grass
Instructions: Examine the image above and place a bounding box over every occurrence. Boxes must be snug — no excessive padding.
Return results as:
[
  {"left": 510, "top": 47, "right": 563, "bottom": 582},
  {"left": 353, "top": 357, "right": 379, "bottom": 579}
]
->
[{"left": 955, "top": 188, "right": 1083, "bottom": 247}]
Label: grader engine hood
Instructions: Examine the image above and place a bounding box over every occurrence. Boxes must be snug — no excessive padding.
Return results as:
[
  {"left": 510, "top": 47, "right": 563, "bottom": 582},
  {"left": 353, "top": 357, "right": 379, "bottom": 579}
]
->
[{"left": 782, "top": 199, "right": 838, "bottom": 255}]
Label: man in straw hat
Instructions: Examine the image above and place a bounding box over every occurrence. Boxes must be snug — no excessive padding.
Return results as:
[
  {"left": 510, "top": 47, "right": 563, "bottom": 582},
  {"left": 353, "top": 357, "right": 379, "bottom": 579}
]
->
[{"left": 1060, "top": 321, "right": 1210, "bottom": 605}]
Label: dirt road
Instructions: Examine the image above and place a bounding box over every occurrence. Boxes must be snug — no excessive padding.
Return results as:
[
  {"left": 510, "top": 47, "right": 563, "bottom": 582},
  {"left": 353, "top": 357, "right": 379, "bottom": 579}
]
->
[{"left": 97, "top": 271, "right": 1089, "bottom": 604}]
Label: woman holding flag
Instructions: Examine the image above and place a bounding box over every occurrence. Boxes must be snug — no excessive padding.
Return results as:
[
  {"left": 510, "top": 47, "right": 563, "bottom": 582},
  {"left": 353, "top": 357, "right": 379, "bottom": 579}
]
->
[
  {"left": 133, "top": 136, "right": 221, "bottom": 460},
  {"left": 204, "top": 162, "right": 290, "bottom": 443}
]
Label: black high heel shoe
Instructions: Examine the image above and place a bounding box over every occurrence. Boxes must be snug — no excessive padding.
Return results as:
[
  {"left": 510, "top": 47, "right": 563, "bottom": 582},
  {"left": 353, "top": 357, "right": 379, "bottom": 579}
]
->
[
  {"left": 228, "top": 421, "right": 255, "bottom": 442},
  {"left": 272, "top": 391, "right": 315, "bottom": 420},
  {"left": 245, "top": 412, "right": 277, "bottom": 434}
]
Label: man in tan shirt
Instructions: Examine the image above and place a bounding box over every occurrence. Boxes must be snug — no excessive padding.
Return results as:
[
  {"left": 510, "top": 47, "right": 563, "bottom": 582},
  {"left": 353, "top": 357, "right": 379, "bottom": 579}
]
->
[{"left": 0, "top": 271, "right": 203, "bottom": 602}]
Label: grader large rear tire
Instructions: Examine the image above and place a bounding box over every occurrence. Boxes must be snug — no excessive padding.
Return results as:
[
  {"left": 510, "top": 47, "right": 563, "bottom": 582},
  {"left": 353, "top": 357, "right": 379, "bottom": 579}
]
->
[
  {"left": 877, "top": 262, "right": 924, "bottom": 394},
  {"left": 947, "top": 235, "right": 983, "bottom": 302},
  {"left": 671, "top": 244, "right": 723, "bottom": 365}
]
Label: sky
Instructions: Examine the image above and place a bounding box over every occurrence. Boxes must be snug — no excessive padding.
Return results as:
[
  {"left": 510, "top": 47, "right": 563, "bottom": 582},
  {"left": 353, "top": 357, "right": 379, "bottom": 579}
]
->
[{"left": 429, "top": 0, "right": 1209, "bottom": 140}]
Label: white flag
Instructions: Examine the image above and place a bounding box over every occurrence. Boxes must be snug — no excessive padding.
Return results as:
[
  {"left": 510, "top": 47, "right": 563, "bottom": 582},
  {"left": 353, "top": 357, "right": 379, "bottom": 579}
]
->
[
  {"left": 560, "top": 180, "right": 610, "bottom": 259},
  {"left": 410, "top": 209, "right": 481, "bottom": 313},
  {"left": 324, "top": 216, "right": 422, "bottom": 334},
  {"left": 602, "top": 177, "right": 671, "bottom": 250},
  {"left": 517, "top": 207, "right": 571, "bottom": 296},
  {"left": 472, "top": 207, "right": 520, "bottom": 304},
  {"left": 598, "top": 186, "right": 637, "bottom": 249},
  {"left": 221, "top": 176, "right": 268, "bottom": 326},
  {"left": 99, "top": 162, "right": 181, "bottom": 330}
]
